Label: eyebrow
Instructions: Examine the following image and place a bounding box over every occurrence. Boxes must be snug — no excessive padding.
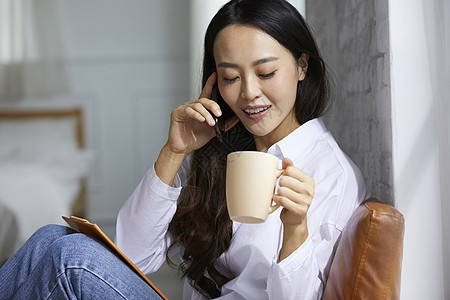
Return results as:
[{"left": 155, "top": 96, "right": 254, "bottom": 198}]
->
[{"left": 217, "top": 56, "right": 279, "bottom": 68}]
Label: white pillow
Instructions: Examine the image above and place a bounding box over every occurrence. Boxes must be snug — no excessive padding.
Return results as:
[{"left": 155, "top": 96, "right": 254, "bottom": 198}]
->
[{"left": 0, "top": 118, "right": 79, "bottom": 161}]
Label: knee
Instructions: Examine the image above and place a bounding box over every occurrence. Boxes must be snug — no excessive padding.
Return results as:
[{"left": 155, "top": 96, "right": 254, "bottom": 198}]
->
[
  {"left": 49, "top": 234, "right": 111, "bottom": 267},
  {"left": 27, "top": 224, "right": 75, "bottom": 246},
  {"left": 33, "top": 224, "right": 73, "bottom": 238}
]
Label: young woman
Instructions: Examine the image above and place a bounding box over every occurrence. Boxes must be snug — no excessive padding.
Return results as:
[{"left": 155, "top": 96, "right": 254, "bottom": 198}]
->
[
  {"left": 0, "top": 0, "right": 365, "bottom": 299},
  {"left": 117, "top": 0, "right": 366, "bottom": 299}
]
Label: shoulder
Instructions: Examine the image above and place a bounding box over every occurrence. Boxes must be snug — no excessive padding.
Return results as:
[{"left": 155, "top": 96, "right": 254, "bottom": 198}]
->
[
  {"left": 302, "top": 132, "right": 362, "bottom": 184},
  {"left": 299, "top": 131, "right": 366, "bottom": 229}
]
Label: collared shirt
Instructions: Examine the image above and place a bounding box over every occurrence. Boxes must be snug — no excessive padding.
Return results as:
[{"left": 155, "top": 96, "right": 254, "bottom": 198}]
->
[{"left": 116, "top": 118, "right": 366, "bottom": 300}]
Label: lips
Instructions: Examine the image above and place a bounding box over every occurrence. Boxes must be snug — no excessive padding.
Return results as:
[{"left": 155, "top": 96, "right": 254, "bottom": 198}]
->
[
  {"left": 243, "top": 105, "right": 271, "bottom": 115},
  {"left": 242, "top": 105, "right": 271, "bottom": 120}
]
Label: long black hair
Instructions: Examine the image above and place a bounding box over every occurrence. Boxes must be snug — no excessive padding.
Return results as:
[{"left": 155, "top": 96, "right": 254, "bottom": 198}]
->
[{"left": 167, "top": 0, "right": 331, "bottom": 298}]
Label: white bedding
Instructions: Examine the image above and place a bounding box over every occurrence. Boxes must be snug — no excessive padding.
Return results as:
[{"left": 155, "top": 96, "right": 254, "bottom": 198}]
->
[{"left": 0, "top": 116, "right": 93, "bottom": 251}]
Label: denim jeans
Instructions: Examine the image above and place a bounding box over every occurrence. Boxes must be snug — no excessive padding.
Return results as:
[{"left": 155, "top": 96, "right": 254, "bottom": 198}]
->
[{"left": 0, "top": 224, "right": 162, "bottom": 299}]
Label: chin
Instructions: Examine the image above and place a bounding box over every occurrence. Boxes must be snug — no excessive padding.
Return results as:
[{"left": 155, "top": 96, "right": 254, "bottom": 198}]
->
[{"left": 243, "top": 123, "right": 275, "bottom": 137}]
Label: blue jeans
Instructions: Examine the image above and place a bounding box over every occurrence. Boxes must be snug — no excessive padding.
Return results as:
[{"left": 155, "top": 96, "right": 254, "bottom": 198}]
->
[{"left": 0, "top": 224, "right": 162, "bottom": 299}]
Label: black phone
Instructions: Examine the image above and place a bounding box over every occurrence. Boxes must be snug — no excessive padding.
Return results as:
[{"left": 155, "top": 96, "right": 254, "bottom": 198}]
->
[
  {"left": 210, "top": 83, "right": 235, "bottom": 129},
  {"left": 211, "top": 83, "right": 220, "bottom": 103}
]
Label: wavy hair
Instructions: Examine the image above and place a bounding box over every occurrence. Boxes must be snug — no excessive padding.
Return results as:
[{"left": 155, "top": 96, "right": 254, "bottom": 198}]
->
[{"left": 167, "top": 0, "right": 332, "bottom": 297}]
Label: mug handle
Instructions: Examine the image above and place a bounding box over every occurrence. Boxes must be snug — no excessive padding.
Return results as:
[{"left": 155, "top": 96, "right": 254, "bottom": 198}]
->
[
  {"left": 269, "top": 169, "right": 284, "bottom": 214},
  {"left": 269, "top": 202, "right": 280, "bottom": 214}
]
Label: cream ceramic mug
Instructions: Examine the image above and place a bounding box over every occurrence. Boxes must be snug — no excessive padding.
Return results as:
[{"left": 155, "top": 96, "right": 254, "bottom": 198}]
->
[{"left": 226, "top": 151, "right": 282, "bottom": 223}]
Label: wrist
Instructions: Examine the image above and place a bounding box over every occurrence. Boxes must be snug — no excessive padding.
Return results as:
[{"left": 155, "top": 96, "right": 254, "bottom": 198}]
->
[
  {"left": 279, "top": 224, "right": 308, "bottom": 262},
  {"left": 155, "top": 145, "right": 189, "bottom": 186},
  {"left": 160, "top": 144, "right": 189, "bottom": 162}
]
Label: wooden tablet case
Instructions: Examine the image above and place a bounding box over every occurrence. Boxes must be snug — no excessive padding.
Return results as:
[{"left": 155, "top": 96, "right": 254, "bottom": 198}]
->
[{"left": 62, "top": 216, "right": 168, "bottom": 300}]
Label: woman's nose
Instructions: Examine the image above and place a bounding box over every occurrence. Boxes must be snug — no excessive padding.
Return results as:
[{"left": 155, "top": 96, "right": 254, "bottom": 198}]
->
[{"left": 240, "top": 77, "right": 260, "bottom": 101}]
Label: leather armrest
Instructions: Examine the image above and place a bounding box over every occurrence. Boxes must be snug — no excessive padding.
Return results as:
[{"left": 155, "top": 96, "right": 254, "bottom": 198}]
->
[{"left": 322, "top": 198, "right": 405, "bottom": 300}]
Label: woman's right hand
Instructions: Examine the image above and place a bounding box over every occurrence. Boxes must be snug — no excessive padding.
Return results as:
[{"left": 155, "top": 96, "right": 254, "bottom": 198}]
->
[
  {"left": 155, "top": 73, "right": 227, "bottom": 186},
  {"left": 165, "top": 72, "right": 222, "bottom": 155}
]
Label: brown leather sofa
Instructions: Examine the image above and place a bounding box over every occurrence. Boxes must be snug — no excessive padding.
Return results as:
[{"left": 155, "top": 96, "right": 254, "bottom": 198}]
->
[{"left": 322, "top": 198, "right": 405, "bottom": 300}]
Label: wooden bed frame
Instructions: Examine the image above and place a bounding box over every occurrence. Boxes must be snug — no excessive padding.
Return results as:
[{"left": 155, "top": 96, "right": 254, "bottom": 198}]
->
[{"left": 0, "top": 108, "right": 87, "bottom": 218}]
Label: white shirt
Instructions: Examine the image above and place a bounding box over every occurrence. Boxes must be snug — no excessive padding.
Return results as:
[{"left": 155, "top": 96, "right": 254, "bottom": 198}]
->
[{"left": 116, "top": 118, "right": 366, "bottom": 299}]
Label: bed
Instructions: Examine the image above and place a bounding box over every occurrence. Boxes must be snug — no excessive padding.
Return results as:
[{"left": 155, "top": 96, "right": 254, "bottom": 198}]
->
[{"left": 0, "top": 108, "right": 93, "bottom": 264}]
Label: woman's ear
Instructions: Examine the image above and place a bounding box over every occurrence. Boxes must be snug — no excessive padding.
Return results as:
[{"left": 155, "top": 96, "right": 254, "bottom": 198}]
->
[{"left": 297, "top": 53, "right": 309, "bottom": 81}]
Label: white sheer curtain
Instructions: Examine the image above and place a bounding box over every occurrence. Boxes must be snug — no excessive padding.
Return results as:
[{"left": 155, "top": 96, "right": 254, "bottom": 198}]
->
[
  {"left": 420, "top": 1, "right": 450, "bottom": 297},
  {"left": 0, "top": 0, "right": 68, "bottom": 100},
  {"left": 430, "top": 0, "right": 450, "bottom": 298}
]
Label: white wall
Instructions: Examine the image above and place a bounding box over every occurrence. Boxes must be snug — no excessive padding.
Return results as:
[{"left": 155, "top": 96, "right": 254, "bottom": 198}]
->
[{"left": 389, "top": 0, "right": 449, "bottom": 299}]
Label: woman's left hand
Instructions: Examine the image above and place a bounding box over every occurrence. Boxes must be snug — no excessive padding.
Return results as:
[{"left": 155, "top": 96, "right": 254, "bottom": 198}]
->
[{"left": 273, "top": 157, "right": 315, "bottom": 261}]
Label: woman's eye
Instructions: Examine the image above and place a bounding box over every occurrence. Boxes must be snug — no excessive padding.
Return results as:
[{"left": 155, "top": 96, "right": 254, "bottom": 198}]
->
[
  {"left": 259, "top": 71, "right": 276, "bottom": 79},
  {"left": 222, "top": 76, "right": 238, "bottom": 83}
]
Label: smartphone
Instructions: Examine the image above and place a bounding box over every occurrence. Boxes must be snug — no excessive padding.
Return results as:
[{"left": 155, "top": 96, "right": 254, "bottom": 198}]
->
[{"left": 210, "top": 83, "right": 235, "bottom": 130}]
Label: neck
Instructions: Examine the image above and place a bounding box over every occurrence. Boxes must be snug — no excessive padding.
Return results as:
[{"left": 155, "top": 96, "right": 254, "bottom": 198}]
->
[{"left": 254, "top": 113, "right": 300, "bottom": 152}]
